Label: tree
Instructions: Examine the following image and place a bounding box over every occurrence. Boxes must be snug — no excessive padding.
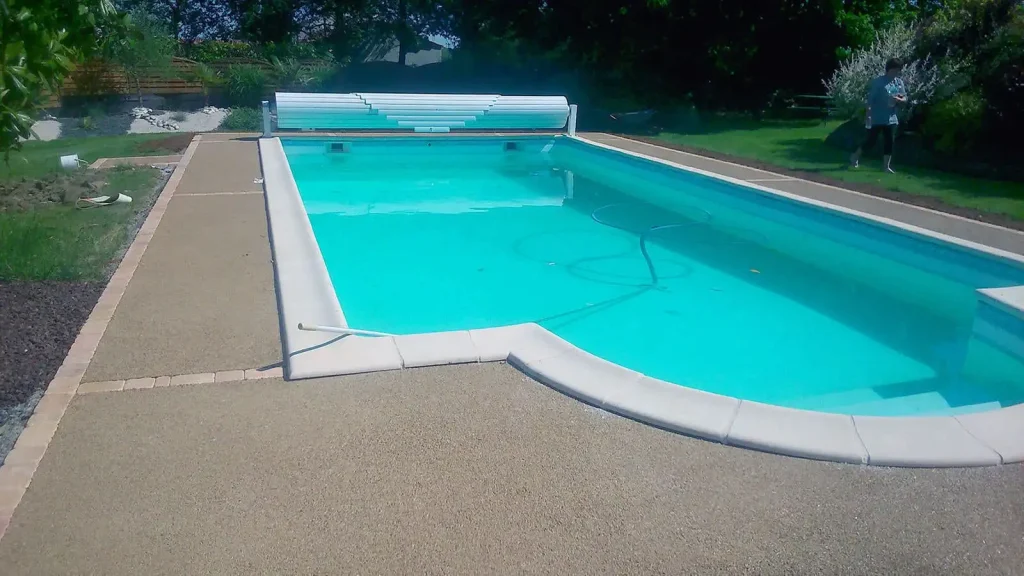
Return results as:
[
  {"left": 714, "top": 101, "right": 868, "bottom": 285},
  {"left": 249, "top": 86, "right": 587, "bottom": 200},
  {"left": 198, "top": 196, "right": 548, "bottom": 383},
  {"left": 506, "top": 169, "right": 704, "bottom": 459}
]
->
[
  {"left": 228, "top": 0, "right": 301, "bottom": 44},
  {"left": 116, "top": 0, "right": 236, "bottom": 44},
  {"left": 0, "top": 0, "right": 125, "bottom": 162},
  {"left": 452, "top": 0, "right": 853, "bottom": 109},
  {"left": 442, "top": 0, "right": 954, "bottom": 110},
  {"left": 276, "top": 0, "right": 454, "bottom": 65},
  {"left": 825, "top": 22, "right": 955, "bottom": 124},
  {"left": 381, "top": 0, "right": 453, "bottom": 66},
  {"left": 917, "top": 0, "right": 1024, "bottom": 158},
  {"left": 105, "top": 8, "right": 177, "bottom": 107}
]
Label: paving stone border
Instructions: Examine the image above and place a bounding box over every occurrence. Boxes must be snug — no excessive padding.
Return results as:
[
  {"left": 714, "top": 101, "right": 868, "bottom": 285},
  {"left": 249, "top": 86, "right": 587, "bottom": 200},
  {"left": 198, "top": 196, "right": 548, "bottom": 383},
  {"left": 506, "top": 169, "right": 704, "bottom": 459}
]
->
[
  {"left": 77, "top": 366, "right": 284, "bottom": 394},
  {"left": 89, "top": 155, "right": 181, "bottom": 169}
]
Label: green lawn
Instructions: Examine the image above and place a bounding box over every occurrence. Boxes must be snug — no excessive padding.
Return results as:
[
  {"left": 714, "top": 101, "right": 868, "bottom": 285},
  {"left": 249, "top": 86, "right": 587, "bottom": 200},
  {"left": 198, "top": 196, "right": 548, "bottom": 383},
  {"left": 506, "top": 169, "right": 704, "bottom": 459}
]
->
[
  {"left": 1, "top": 133, "right": 188, "bottom": 180},
  {"left": 0, "top": 135, "right": 187, "bottom": 281},
  {"left": 0, "top": 167, "right": 163, "bottom": 281},
  {"left": 652, "top": 118, "right": 1024, "bottom": 221}
]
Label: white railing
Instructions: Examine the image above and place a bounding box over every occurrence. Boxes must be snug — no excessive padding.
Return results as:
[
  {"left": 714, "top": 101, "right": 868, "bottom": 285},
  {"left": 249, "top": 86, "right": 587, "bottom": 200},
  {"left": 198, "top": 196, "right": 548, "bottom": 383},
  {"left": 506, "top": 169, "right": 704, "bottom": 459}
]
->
[{"left": 273, "top": 92, "right": 571, "bottom": 132}]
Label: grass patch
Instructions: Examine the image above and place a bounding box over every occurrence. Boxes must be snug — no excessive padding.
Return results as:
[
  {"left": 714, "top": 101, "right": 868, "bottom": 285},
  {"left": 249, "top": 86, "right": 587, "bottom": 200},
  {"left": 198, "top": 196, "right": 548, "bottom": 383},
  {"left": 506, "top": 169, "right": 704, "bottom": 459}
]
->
[
  {"left": 0, "top": 167, "right": 163, "bottom": 281},
  {"left": 1, "top": 133, "right": 190, "bottom": 180},
  {"left": 651, "top": 117, "right": 1024, "bottom": 221}
]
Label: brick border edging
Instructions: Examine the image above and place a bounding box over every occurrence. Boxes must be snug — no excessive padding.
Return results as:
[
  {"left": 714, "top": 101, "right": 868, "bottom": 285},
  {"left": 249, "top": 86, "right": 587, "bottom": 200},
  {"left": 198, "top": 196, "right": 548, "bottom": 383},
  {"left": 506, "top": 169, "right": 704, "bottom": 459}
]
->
[
  {"left": 0, "top": 135, "right": 203, "bottom": 541},
  {"left": 89, "top": 155, "right": 182, "bottom": 169},
  {"left": 77, "top": 366, "right": 284, "bottom": 393}
]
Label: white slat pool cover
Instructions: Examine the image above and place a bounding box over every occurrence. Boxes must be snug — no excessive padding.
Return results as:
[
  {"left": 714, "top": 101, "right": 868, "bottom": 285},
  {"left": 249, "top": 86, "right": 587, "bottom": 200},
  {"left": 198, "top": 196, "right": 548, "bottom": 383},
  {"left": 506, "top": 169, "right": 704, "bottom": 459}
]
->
[{"left": 275, "top": 92, "right": 570, "bottom": 132}]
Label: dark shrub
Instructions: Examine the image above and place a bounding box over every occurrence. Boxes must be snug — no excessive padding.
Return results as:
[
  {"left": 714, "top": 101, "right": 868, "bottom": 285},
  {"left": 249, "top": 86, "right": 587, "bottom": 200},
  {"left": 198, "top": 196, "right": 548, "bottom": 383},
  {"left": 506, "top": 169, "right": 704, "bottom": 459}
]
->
[
  {"left": 220, "top": 107, "right": 262, "bottom": 131},
  {"left": 226, "top": 65, "right": 268, "bottom": 107}
]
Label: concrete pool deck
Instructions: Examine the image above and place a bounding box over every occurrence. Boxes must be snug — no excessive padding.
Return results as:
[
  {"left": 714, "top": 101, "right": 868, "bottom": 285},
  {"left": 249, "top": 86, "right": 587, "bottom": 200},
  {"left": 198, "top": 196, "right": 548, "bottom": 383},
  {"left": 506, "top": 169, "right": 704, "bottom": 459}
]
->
[
  {"left": 1, "top": 131, "right": 1023, "bottom": 572},
  {"left": 4, "top": 365, "right": 1024, "bottom": 575}
]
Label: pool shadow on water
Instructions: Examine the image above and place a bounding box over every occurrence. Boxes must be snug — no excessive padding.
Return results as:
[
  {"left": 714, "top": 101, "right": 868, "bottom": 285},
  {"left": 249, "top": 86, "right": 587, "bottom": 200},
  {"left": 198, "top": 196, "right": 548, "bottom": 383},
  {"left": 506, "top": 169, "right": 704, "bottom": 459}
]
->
[
  {"left": 533, "top": 287, "right": 654, "bottom": 330},
  {"left": 558, "top": 176, "right": 961, "bottom": 374}
]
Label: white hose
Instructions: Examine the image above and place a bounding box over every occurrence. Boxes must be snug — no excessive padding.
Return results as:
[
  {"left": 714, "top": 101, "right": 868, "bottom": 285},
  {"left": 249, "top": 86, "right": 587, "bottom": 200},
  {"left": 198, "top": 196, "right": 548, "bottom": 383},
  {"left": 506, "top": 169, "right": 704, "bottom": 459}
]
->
[{"left": 297, "top": 323, "right": 394, "bottom": 337}]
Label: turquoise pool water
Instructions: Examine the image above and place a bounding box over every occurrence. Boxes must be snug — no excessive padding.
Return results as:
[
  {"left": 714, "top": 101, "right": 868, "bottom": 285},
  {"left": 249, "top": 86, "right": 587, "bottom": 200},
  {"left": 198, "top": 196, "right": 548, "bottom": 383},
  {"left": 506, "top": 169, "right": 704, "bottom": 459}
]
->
[{"left": 283, "top": 137, "right": 1024, "bottom": 416}]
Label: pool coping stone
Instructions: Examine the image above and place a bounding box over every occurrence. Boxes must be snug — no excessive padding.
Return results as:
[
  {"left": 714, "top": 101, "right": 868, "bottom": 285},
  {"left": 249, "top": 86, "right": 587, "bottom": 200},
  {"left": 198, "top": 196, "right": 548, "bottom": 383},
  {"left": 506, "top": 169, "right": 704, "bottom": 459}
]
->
[
  {"left": 955, "top": 404, "right": 1024, "bottom": 464},
  {"left": 395, "top": 331, "right": 480, "bottom": 367},
  {"left": 727, "top": 402, "right": 868, "bottom": 465},
  {"left": 853, "top": 415, "right": 1003, "bottom": 467}
]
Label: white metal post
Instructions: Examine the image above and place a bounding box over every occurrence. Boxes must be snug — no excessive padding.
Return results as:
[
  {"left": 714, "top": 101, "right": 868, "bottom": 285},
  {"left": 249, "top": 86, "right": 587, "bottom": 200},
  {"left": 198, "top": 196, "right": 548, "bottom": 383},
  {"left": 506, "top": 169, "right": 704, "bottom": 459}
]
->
[
  {"left": 261, "top": 100, "right": 271, "bottom": 138},
  {"left": 567, "top": 104, "right": 578, "bottom": 136}
]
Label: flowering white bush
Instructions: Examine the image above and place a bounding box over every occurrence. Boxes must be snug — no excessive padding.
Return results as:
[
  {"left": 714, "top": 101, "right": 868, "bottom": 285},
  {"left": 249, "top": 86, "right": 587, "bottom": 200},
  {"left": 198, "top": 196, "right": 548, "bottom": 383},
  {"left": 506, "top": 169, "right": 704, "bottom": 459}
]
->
[{"left": 825, "top": 23, "right": 954, "bottom": 123}]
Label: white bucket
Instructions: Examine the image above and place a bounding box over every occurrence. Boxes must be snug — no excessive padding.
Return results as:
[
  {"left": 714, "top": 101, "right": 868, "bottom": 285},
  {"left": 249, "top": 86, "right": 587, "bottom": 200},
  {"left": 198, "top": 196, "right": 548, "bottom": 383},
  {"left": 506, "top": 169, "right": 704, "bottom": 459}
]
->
[{"left": 60, "top": 154, "right": 86, "bottom": 170}]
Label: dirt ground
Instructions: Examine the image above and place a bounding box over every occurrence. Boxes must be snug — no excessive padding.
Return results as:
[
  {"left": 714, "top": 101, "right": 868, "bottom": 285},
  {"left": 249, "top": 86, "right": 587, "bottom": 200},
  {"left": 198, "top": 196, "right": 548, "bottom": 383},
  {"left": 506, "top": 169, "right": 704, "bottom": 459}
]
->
[
  {"left": 0, "top": 171, "right": 113, "bottom": 212},
  {"left": 134, "top": 133, "right": 194, "bottom": 154},
  {"left": 0, "top": 281, "right": 103, "bottom": 462}
]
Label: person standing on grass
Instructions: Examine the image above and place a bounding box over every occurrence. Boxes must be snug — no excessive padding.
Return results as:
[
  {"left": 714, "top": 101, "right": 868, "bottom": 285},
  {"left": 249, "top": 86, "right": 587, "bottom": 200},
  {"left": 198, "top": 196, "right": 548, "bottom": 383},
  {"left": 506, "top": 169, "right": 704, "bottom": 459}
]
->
[{"left": 850, "top": 58, "right": 907, "bottom": 173}]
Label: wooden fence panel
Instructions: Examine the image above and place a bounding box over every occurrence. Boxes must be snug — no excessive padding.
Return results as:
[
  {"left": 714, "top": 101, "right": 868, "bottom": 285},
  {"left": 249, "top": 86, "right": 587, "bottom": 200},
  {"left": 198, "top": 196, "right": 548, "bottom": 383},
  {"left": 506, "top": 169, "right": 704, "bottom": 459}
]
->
[{"left": 40, "top": 57, "right": 283, "bottom": 107}]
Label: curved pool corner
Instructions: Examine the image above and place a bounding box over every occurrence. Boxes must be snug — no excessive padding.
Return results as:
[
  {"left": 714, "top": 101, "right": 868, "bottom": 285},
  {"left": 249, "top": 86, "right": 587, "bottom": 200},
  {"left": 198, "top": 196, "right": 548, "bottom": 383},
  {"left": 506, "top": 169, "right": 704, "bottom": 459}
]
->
[{"left": 506, "top": 324, "right": 1021, "bottom": 468}]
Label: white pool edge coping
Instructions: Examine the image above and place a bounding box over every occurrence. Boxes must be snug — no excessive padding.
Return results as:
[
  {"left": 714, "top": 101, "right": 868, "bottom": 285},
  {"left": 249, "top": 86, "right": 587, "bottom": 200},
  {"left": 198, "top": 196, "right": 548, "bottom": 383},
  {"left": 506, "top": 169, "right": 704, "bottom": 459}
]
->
[
  {"left": 259, "top": 135, "right": 1024, "bottom": 468},
  {"left": 260, "top": 137, "right": 350, "bottom": 378}
]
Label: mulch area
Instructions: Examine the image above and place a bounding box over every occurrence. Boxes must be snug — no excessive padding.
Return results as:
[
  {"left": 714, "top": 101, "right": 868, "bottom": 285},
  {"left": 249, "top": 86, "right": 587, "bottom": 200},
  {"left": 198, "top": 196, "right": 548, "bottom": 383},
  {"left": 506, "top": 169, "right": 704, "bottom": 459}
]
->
[
  {"left": 0, "top": 282, "right": 103, "bottom": 464},
  {"left": 0, "top": 282, "right": 103, "bottom": 411},
  {"left": 135, "top": 133, "right": 194, "bottom": 153},
  {"left": 617, "top": 134, "right": 1024, "bottom": 233}
]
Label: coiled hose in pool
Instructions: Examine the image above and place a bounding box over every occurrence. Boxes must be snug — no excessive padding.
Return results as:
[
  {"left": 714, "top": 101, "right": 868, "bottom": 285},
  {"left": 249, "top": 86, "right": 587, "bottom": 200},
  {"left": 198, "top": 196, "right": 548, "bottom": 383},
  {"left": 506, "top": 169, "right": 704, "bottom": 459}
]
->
[{"left": 590, "top": 203, "right": 709, "bottom": 286}]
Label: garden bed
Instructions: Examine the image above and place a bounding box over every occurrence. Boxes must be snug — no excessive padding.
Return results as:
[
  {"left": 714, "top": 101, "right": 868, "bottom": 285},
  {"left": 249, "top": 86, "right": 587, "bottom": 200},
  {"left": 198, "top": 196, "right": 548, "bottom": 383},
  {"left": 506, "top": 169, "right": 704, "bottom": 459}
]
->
[{"left": 0, "top": 137, "right": 181, "bottom": 462}]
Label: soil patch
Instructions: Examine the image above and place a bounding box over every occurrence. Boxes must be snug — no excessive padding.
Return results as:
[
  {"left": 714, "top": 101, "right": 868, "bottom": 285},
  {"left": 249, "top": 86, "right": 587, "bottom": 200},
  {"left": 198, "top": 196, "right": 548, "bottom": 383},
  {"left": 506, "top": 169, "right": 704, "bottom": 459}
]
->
[
  {"left": 619, "top": 134, "right": 1024, "bottom": 233},
  {"left": 0, "top": 281, "right": 103, "bottom": 461},
  {"left": 0, "top": 171, "right": 111, "bottom": 212},
  {"left": 134, "top": 133, "right": 194, "bottom": 154},
  {"left": 0, "top": 282, "right": 101, "bottom": 408}
]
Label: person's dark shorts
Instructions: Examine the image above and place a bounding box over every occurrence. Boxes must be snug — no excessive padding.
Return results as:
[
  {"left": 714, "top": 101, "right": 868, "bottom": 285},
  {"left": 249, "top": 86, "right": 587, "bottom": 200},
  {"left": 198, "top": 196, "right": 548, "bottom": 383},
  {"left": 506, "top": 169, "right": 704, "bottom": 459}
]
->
[{"left": 862, "top": 124, "right": 894, "bottom": 155}]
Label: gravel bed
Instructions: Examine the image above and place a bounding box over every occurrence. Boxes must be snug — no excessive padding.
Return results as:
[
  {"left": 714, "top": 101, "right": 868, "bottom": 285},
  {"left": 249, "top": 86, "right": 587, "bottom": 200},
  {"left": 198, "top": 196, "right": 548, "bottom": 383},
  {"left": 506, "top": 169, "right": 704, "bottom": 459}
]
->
[{"left": 56, "top": 114, "right": 134, "bottom": 139}]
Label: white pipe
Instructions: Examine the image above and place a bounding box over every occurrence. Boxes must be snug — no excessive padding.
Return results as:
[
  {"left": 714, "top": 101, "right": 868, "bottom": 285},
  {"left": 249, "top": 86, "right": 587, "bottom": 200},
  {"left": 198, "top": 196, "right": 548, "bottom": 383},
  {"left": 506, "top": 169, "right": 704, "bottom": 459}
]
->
[
  {"left": 297, "top": 323, "right": 394, "bottom": 337},
  {"left": 568, "top": 104, "right": 578, "bottom": 136}
]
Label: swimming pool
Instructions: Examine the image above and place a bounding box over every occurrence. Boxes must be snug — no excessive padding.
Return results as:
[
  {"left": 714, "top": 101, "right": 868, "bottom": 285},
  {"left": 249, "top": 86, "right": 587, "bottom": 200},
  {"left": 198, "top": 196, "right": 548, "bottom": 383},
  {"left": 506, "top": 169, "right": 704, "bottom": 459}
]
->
[
  {"left": 260, "top": 133, "right": 1024, "bottom": 466},
  {"left": 280, "top": 136, "right": 1024, "bottom": 418}
]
